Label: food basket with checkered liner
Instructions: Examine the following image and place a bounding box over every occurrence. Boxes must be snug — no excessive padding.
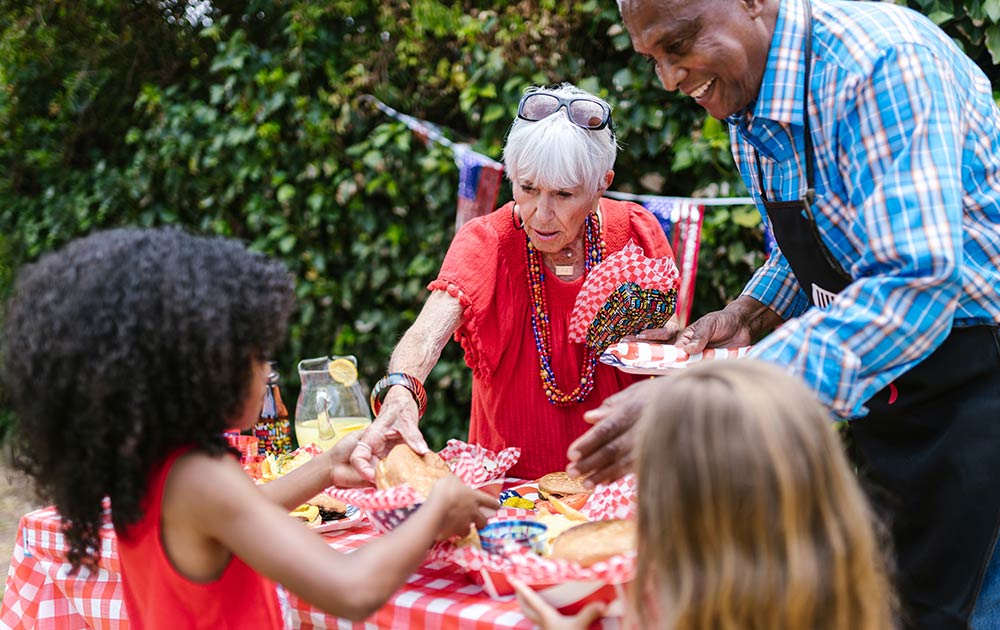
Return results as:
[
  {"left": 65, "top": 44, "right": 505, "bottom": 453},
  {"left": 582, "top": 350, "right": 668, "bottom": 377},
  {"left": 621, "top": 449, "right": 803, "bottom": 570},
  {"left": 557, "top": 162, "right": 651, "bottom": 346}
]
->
[
  {"left": 325, "top": 440, "right": 520, "bottom": 533},
  {"left": 429, "top": 475, "right": 638, "bottom": 615}
]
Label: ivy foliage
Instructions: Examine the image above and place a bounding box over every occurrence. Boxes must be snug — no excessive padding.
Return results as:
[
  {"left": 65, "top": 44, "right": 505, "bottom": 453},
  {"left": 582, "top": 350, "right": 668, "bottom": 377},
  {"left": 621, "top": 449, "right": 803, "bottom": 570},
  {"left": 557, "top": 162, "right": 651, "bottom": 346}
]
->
[{"left": 1, "top": 0, "right": 998, "bottom": 444}]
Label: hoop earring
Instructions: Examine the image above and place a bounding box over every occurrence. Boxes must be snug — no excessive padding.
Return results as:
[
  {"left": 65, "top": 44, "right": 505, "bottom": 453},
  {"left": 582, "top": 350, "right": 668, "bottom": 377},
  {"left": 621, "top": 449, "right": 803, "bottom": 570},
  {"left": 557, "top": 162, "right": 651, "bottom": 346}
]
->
[{"left": 512, "top": 204, "right": 525, "bottom": 231}]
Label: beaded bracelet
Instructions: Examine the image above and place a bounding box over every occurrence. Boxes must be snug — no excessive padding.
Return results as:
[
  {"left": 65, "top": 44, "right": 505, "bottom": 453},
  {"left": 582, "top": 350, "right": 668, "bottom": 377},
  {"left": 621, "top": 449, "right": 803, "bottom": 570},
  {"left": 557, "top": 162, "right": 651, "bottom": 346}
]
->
[{"left": 370, "top": 372, "right": 428, "bottom": 418}]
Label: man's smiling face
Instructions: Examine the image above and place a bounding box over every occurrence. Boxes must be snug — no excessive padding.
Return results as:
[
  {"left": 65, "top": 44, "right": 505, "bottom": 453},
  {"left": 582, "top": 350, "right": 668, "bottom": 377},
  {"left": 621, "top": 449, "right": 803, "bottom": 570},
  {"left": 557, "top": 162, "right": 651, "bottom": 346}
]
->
[{"left": 620, "top": 0, "right": 777, "bottom": 120}]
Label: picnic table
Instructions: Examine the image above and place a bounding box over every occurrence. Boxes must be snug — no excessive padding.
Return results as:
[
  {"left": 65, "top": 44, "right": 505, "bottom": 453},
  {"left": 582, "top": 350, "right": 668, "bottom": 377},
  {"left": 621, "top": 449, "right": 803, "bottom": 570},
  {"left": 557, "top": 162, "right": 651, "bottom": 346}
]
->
[{"left": 1, "top": 505, "right": 622, "bottom": 629}]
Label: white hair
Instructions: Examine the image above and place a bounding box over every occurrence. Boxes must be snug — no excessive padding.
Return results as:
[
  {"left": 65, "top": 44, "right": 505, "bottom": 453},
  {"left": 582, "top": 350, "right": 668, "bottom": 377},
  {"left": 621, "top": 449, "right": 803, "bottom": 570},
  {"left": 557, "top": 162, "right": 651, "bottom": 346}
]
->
[{"left": 502, "top": 83, "right": 617, "bottom": 195}]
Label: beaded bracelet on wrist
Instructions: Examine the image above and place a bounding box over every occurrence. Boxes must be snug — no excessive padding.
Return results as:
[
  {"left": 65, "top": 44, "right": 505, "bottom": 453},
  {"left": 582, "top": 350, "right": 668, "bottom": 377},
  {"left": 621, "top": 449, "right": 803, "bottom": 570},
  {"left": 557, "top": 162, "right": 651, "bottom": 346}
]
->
[{"left": 370, "top": 372, "right": 428, "bottom": 417}]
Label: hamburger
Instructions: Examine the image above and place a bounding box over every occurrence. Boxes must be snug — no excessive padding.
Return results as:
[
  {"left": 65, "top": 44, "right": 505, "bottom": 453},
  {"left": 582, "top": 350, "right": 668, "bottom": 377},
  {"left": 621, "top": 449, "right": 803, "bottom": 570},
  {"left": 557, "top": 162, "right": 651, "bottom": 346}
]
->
[
  {"left": 290, "top": 492, "right": 349, "bottom": 527},
  {"left": 375, "top": 444, "right": 453, "bottom": 498},
  {"left": 548, "top": 518, "right": 636, "bottom": 566},
  {"left": 537, "top": 471, "right": 592, "bottom": 511},
  {"left": 537, "top": 472, "right": 589, "bottom": 499}
]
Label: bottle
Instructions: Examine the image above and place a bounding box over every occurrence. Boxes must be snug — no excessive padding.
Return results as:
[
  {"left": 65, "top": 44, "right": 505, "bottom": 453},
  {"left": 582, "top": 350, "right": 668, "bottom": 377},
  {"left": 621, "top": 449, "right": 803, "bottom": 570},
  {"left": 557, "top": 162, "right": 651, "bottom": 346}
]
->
[
  {"left": 294, "top": 356, "right": 372, "bottom": 451},
  {"left": 252, "top": 362, "right": 293, "bottom": 456}
]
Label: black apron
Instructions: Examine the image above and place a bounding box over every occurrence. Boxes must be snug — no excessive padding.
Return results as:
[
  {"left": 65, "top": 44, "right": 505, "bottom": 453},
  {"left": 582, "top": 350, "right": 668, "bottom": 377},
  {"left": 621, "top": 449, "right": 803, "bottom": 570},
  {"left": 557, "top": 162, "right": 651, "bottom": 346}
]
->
[{"left": 753, "top": 1, "right": 1000, "bottom": 627}]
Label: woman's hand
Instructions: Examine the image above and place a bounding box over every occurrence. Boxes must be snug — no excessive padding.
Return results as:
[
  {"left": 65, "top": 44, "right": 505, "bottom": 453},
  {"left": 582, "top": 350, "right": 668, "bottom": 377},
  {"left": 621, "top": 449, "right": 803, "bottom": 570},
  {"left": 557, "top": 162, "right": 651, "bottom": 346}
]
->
[
  {"left": 350, "top": 386, "right": 428, "bottom": 483},
  {"left": 511, "top": 578, "right": 606, "bottom": 630},
  {"left": 424, "top": 475, "right": 497, "bottom": 540},
  {"left": 351, "top": 289, "right": 465, "bottom": 482}
]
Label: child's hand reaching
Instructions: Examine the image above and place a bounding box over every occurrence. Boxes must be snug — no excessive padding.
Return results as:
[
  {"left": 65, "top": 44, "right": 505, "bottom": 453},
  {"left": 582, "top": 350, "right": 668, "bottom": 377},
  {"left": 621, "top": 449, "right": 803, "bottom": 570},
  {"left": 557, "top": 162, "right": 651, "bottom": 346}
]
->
[
  {"left": 325, "top": 434, "right": 374, "bottom": 488},
  {"left": 425, "top": 475, "right": 497, "bottom": 540},
  {"left": 510, "top": 577, "right": 607, "bottom": 630}
]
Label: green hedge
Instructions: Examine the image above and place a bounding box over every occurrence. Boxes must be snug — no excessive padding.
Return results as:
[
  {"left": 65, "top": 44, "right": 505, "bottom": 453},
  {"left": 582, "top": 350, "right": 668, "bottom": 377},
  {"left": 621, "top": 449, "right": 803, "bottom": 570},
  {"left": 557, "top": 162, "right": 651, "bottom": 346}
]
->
[{"left": 2, "top": 0, "right": 997, "bottom": 445}]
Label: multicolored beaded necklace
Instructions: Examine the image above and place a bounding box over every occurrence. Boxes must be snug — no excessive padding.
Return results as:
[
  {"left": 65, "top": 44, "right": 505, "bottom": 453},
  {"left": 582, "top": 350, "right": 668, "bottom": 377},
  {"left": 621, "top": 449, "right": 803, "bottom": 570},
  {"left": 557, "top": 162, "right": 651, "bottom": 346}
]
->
[{"left": 526, "top": 210, "right": 605, "bottom": 406}]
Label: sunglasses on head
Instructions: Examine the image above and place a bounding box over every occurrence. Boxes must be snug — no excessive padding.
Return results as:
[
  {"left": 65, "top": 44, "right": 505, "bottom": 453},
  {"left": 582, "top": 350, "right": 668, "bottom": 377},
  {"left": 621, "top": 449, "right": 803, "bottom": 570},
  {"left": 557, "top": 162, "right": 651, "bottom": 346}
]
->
[{"left": 517, "top": 91, "right": 614, "bottom": 132}]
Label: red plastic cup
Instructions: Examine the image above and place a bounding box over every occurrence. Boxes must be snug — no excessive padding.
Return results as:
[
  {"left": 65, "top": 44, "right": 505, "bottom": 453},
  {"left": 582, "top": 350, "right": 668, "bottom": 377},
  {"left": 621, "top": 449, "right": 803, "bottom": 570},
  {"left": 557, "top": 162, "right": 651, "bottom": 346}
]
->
[{"left": 226, "top": 434, "right": 259, "bottom": 465}]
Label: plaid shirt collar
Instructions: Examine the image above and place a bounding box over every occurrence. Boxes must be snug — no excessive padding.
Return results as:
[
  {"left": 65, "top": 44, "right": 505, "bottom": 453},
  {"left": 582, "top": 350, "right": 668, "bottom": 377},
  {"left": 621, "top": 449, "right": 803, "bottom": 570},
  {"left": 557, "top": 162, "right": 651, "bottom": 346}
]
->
[{"left": 728, "top": 0, "right": 810, "bottom": 128}]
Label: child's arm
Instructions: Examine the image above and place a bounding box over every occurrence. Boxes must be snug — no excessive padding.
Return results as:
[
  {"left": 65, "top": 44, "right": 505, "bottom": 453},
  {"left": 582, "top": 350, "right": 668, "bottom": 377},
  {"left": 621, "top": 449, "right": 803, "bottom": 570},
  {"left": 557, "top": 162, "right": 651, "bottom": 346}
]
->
[
  {"left": 257, "top": 434, "right": 370, "bottom": 510},
  {"left": 163, "top": 452, "right": 495, "bottom": 621}
]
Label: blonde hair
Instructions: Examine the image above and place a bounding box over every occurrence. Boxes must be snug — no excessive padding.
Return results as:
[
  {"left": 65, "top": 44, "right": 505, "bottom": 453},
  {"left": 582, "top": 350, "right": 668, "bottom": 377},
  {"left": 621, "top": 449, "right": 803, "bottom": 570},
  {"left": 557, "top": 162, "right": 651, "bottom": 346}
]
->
[
  {"left": 502, "top": 83, "right": 616, "bottom": 195},
  {"left": 630, "top": 360, "right": 895, "bottom": 630}
]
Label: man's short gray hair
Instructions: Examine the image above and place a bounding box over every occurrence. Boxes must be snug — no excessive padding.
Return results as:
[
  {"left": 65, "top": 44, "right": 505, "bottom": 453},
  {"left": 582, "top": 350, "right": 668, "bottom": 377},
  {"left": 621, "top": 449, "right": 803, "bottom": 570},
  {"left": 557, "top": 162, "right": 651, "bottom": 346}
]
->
[{"left": 502, "top": 83, "right": 618, "bottom": 195}]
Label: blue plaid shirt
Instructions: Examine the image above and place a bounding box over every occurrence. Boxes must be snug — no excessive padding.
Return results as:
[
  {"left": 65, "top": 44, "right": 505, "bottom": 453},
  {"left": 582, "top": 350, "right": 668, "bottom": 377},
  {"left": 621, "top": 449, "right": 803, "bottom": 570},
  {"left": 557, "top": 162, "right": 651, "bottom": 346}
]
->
[{"left": 729, "top": 0, "right": 1000, "bottom": 418}]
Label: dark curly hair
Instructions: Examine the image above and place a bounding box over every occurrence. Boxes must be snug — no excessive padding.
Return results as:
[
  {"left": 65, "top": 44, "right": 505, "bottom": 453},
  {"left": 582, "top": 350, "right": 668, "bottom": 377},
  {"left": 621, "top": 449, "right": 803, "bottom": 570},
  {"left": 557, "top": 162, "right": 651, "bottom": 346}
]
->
[{"left": 1, "top": 227, "right": 294, "bottom": 571}]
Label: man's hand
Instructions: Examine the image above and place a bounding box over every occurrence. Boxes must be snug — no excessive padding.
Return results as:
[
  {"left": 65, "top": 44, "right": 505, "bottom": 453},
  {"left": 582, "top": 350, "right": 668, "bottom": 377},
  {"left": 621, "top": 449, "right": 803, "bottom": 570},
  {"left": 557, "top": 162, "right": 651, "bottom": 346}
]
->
[
  {"left": 676, "top": 295, "right": 782, "bottom": 354},
  {"left": 566, "top": 377, "right": 661, "bottom": 486},
  {"left": 621, "top": 312, "right": 681, "bottom": 343},
  {"left": 349, "top": 386, "right": 428, "bottom": 483}
]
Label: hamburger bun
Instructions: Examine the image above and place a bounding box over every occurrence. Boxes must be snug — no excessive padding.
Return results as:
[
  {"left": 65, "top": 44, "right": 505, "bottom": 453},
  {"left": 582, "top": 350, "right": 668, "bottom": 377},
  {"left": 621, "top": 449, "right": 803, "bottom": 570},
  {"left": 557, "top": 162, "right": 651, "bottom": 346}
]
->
[
  {"left": 308, "top": 493, "right": 348, "bottom": 515},
  {"left": 537, "top": 471, "right": 589, "bottom": 499},
  {"left": 548, "top": 518, "right": 636, "bottom": 566},
  {"left": 375, "top": 444, "right": 453, "bottom": 498}
]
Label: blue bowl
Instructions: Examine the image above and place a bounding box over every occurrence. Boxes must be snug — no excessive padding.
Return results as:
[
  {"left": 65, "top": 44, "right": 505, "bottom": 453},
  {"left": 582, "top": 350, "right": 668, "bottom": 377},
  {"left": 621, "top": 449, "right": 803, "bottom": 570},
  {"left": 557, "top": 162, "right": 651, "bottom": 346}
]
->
[{"left": 479, "top": 520, "right": 547, "bottom": 555}]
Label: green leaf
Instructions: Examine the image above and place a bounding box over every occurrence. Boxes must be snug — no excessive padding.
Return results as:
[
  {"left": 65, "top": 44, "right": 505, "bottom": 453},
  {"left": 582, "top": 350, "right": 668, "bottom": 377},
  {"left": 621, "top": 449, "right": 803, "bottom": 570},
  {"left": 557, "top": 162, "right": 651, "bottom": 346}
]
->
[
  {"left": 277, "top": 184, "right": 296, "bottom": 204},
  {"left": 731, "top": 206, "right": 761, "bottom": 229},
  {"left": 988, "top": 25, "right": 1000, "bottom": 65}
]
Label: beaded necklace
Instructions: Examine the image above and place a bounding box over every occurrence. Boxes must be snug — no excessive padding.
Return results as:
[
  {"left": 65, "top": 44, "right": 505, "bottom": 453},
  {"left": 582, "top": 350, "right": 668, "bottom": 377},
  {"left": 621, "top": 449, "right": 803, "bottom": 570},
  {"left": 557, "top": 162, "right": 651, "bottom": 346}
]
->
[{"left": 526, "top": 210, "right": 605, "bottom": 406}]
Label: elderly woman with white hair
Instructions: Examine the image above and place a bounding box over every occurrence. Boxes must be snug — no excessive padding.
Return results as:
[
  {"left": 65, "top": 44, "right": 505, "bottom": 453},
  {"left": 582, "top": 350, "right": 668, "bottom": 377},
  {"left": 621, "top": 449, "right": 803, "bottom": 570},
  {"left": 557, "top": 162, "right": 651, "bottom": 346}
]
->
[{"left": 351, "top": 83, "right": 675, "bottom": 480}]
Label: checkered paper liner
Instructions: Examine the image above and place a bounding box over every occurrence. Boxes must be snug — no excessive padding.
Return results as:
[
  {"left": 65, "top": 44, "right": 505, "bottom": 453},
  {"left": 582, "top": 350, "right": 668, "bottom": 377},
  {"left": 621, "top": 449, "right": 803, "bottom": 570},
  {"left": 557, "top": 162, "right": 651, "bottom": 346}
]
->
[
  {"left": 600, "top": 342, "right": 753, "bottom": 375},
  {"left": 427, "top": 475, "right": 637, "bottom": 602},
  {"left": 325, "top": 440, "right": 520, "bottom": 533},
  {"left": 569, "top": 241, "right": 679, "bottom": 350}
]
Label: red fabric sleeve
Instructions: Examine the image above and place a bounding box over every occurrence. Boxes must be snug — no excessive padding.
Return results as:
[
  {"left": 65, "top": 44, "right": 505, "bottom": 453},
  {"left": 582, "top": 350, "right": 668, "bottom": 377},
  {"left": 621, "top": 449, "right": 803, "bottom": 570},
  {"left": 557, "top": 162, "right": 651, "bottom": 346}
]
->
[{"left": 427, "top": 213, "right": 512, "bottom": 379}]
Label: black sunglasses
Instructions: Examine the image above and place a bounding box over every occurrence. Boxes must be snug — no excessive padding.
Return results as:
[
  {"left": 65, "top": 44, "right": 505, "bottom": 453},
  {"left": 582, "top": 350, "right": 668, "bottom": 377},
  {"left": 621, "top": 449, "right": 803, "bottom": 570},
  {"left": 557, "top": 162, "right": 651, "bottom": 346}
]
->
[{"left": 516, "top": 92, "right": 614, "bottom": 132}]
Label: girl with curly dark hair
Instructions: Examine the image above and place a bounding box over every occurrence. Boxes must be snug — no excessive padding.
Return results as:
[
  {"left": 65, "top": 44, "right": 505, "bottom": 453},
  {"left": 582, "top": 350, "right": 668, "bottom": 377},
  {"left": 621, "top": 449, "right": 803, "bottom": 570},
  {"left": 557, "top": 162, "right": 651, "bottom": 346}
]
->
[{"left": 1, "top": 227, "right": 496, "bottom": 628}]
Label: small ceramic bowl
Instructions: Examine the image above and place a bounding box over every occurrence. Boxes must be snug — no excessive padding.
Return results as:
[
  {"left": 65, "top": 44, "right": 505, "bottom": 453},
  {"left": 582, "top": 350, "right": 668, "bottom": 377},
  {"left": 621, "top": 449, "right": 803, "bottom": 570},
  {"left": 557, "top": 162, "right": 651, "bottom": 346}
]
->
[{"left": 479, "top": 520, "right": 548, "bottom": 555}]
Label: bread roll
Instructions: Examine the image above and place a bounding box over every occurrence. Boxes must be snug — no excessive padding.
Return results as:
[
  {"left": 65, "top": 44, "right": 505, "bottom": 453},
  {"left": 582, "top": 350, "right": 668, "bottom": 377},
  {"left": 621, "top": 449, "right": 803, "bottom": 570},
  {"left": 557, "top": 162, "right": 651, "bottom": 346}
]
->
[
  {"left": 548, "top": 518, "right": 636, "bottom": 566},
  {"left": 375, "top": 444, "right": 453, "bottom": 498}
]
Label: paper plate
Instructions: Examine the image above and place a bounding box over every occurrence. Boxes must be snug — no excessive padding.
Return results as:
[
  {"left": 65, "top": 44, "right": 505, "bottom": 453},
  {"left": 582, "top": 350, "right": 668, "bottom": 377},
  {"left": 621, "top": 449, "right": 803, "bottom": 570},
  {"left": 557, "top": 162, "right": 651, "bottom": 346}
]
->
[{"left": 600, "top": 342, "right": 752, "bottom": 375}]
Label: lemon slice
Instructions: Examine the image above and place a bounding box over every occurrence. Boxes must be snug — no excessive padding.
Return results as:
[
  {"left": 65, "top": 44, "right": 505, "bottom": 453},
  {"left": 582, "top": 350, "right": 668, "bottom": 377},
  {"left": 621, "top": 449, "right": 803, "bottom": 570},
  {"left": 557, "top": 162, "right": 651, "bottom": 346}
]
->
[{"left": 328, "top": 358, "right": 358, "bottom": 386}]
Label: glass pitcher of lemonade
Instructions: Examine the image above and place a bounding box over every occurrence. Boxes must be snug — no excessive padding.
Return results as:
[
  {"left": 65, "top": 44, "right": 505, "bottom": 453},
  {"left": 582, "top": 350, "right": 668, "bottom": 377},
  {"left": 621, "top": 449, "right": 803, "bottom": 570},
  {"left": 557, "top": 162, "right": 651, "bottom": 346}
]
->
[{"left": 294, "top": 356, "right": 372, "bottom": 451}]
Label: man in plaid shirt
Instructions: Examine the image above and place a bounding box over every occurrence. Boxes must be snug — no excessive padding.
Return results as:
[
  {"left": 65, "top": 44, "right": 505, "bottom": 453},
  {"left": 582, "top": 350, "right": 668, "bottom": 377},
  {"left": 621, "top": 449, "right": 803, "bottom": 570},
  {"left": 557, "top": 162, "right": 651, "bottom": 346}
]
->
[{"left": 569, "top": 0, "right": 1000, "bottom": 627}]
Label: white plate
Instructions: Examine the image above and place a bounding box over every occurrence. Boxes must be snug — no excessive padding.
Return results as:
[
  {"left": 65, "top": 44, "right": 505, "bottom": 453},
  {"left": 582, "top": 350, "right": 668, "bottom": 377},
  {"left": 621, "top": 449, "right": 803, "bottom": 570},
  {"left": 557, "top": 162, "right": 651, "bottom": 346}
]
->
[
  {"left": 600, "top": 343, "right": 752, "bottom": 375},
  {"left": 310, "top": 504, "right": 365, "bottom": 534}
]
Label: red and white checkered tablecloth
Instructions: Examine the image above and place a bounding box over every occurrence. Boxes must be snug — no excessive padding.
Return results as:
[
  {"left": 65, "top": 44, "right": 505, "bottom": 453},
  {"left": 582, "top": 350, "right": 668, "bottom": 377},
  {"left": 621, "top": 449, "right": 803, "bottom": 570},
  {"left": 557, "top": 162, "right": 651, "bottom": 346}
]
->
[{"left": 2, "top": 505, "right": 622, "bottom": 629}]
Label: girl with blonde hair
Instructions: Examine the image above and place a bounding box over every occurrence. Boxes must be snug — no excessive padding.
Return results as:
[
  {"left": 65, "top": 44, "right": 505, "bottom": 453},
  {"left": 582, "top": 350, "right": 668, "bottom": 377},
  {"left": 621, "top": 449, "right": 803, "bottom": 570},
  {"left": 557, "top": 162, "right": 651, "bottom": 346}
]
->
[{"left": 514, "top": 359, "right": 895, "bottom": 629}]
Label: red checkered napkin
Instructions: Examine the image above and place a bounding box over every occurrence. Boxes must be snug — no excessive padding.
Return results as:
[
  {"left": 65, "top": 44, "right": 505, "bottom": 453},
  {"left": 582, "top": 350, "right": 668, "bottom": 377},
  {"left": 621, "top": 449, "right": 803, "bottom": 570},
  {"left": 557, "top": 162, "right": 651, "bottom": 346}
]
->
[
  {"left": 439, "top": 440, "right": 520, "bottom": 487},
  {"left": 325, "top": 440, "right": 520, "bottom": 510},
  {"left": 429, "top": 475, "right": 637, "bottom": 588},
  {"left": 569, "top": 241, "right": 679, "bottom": 346},
  {"left": 581, "top": 474, "right": 637, "bottom": 521}
]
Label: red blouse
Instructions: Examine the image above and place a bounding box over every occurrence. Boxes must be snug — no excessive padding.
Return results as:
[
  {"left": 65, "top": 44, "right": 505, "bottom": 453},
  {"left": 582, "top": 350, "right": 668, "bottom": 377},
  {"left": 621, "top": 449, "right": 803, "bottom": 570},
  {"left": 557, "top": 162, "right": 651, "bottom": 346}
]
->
[
  {"left": 118, "top": 447, "right": 284, "bottom": 629},
  {"left": 428, "top": 198, "right": 674, "bottom": 479}
]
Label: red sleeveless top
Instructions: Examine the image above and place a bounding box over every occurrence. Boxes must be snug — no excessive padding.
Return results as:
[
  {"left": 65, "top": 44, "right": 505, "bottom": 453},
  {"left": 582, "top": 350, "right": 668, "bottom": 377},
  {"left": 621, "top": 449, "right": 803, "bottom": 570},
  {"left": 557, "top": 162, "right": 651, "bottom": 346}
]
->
[
  {"left": 429, "top": 199, "right": 673, "bottom": 479},
  {"left": 118, "top": 447, "right": 284, "bottom": 629}
]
